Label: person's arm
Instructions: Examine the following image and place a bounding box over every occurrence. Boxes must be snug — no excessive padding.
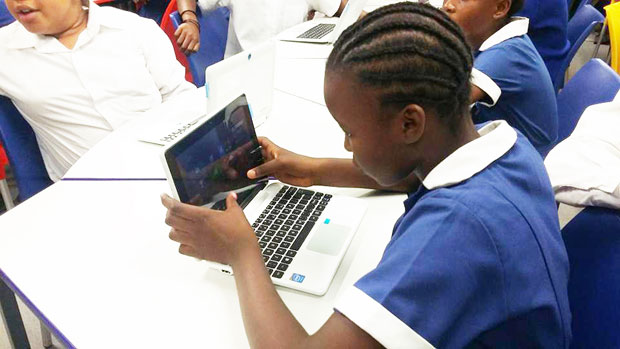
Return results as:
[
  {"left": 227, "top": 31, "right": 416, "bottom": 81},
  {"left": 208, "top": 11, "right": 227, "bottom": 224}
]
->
[
  {"left": 306, "top": 0, "right": 348, "bottom": 17},
  {"left": 335, "top": 0, "right": 348, "bottom": 16},
  {"left": 175, "top": 0, "right": 200, "bottom": 54},
  {"left": 470, "top": 84, "right": 487, "bottom": 104},
  {"left": 139, "top": 17, "right": 195, "bottom": 100},
  {"left": 247, "top": 137, "right": 417, "bottom": 192},
  {"left": 161, "top": 193, "right": 382, "bottom": 348},
  {"left": 469, "top": 68, "right": 501, "bottom": 106}
]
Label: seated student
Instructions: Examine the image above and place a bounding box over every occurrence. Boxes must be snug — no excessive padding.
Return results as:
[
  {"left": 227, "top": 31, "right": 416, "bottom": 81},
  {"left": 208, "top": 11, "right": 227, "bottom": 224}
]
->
[
  {"left": 516, "top": 0, "right": 570, "bottom": 88},
  {"left": 443, "top": 0, "right": 558, "bottom": 156},
  {"left": 0, "top": 0, "right": 195, "bottom": 181},
  {"left": 175, "top": 0, "right": 348, "bottom": 56},
  {"left": 161, "top": 3, "right": 571, "bottom": 347}
]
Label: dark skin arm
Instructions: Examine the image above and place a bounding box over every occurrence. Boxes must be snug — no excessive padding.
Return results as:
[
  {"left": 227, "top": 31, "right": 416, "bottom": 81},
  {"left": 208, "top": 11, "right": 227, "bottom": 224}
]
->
[
  {"left": 175, "top": 0, "right": 200, "bottom": 54},
  {"left": 247, "top": 137, "right": 417, "bottom": 193},
  {"left": 470, "top": 84, "right": 487, "bottom": 104},
  {"left": 335, "top": 0, "right": 348, "bottom": 16},
  {"left": 161, "top": 193, "right": 382, "bottom": 348}
]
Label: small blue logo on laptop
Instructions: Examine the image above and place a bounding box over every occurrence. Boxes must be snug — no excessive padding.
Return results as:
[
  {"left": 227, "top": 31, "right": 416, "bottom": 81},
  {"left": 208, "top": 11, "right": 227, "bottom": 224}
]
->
[
  {"left": 291, "top": 273, "right": 305, "bottom": 283},
  {"left": 324, "top": 218, "right": 330, "bottom": 224}
]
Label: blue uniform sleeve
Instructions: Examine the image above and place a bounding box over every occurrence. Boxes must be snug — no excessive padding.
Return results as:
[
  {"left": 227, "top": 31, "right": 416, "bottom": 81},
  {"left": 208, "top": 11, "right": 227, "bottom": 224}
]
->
[
  {"left": 472, "top": 39, "right": 558, "bottom": 154},
  {"left": 335, "top": 196, "right": 506, "bottom": 348},
  {"left": 473, "top": 44, "right": 530, "bottom": 107}
]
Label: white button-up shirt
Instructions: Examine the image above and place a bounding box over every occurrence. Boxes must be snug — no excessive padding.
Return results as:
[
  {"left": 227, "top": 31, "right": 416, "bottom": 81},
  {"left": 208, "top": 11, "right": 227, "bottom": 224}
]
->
[
  {"left": 0, "top": 2, "right": 195, "bottom": 181},
  {"left": 198, "top": 0, "right": 342, "bottom": 57}
]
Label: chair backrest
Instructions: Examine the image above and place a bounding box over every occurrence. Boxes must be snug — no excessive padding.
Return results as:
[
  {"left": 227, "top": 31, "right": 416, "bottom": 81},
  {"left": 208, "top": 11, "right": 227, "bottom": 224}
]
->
[
  {"left": 561, "top": 206, "right": 620, "bottom": 348},
  {"left": 0, "top": 0, "right": 15, "bottom": 27},
  {"left": 0, "top": 96, "right": 52, "bottom": 201},
  {"left": 569, "top": 0, "right": 592, "bottom": 18},
  {"left": 556, "top": 58, "right": 620, "bottom": 143},
  {"left": 170, "top": 7, "right": 229, "bottom": 87},
  {"left": 607, "top": 1, "right": 620, "bottom": 73},
  {"left": 555, "top": 5, "right": 605, "bottom": 89}
]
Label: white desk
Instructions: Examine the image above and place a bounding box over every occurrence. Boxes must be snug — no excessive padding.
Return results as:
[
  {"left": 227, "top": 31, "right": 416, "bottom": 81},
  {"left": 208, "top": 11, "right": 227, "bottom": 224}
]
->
[
  {"left": 0, "top": 37, "right": 408, "bottom": 348},
  {"left": 0, "top": 180, "right": 404, "bottom": 348}
]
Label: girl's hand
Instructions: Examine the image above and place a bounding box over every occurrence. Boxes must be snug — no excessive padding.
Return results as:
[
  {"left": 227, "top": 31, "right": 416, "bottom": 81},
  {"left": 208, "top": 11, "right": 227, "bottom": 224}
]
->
[
  {"left": 161, "top": 192, "right": 258, "bottom": 266},
  {"left": 247, "top": 137, "right": 321, "bottom": 188},
  {"left": 174, "top": 22, "right": 200, "bottom": 55}
]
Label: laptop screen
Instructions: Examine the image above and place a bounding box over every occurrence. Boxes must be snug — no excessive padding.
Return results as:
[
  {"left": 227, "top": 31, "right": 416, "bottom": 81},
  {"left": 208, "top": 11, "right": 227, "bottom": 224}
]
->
[{"left": 164, "top": 95, "right": 265, "bottom": 206}]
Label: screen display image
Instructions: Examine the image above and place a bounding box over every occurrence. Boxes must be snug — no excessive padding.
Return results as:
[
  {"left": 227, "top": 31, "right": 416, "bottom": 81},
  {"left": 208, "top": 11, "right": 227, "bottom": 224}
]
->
[{"left": 166, "top": 95, "right": 265, "bottom": 207}]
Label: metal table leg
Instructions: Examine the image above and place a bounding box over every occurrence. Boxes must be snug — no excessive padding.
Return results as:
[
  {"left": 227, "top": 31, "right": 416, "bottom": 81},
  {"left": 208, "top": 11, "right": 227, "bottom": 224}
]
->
[{"left": 0, "top": 278, "right": 30, "bottom": 349}]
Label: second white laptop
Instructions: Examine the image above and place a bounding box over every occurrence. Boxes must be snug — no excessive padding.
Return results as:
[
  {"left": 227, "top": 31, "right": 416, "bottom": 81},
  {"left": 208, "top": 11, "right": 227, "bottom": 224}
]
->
[
  {"left": 138, "top": 41, "right": 276, "bottom": 146},
  {"left": 161, "top": 94, "right": 367, "bottom": 296},
  {"left": 278, "top": 0, "right": 368, "bottom": 44}
]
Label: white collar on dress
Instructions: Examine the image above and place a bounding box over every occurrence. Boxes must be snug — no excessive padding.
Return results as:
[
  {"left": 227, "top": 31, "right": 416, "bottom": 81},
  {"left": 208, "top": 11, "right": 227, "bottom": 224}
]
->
[
  {"left": 6, "top": 1, "right": 125, "bottom": 51},
  {"left": 422, "top": 120, "right": 518, "bottom": 190},
  {"left": 478, "top": 16, "right": 529, "bottom": 52}
]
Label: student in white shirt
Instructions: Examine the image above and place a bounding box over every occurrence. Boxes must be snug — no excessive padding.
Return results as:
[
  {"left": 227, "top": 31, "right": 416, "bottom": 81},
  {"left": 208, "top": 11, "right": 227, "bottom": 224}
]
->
[
  {"left": 0, "top": 0, "right": 195, "bottom": 181},
  {"left": 176, "top": 0, "right": 347, "bottom": 57}
]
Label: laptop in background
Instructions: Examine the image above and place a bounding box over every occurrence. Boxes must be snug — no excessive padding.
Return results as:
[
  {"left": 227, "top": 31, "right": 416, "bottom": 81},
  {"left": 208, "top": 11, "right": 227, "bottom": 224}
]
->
[
  {"left": 137, "top": 42, "right": 276, "bottom": 146},
  {"left": 161, "top": 94, "right": 367, "bottom": 296},
  {"left": 205, "top": 41, "right": 276, "bottom": 128},
  {"left": 277, "top": 0, "right": 368, "bottom": 44}
]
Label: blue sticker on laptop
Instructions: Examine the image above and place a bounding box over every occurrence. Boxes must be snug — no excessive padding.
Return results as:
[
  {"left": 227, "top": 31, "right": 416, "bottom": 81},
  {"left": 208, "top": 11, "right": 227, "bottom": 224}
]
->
[
  {"left": 291, "top": 273, "right": 305, "bottom": 283},
  {"left": 324, "top": 218, "right": 330, "bottom": 224}
]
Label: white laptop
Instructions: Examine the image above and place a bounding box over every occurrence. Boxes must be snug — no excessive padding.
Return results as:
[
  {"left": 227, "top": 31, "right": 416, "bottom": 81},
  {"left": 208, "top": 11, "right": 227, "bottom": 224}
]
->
[
  {"left": 161, "top": 94, "right": 367, "bottom": 296},
  {"left": 138, "top": 41, "right": 276, "bottom": 146},
  {"left": 278, "top": 0, "right": 368, "bottom": 44},
  {"left": 205, "top": 41, "right": 276, "bottom": 127}
]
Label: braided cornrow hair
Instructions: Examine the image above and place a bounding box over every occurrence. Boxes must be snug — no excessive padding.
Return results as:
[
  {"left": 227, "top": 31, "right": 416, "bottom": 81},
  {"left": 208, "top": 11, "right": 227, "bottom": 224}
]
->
[{"left": 327, "top": 2, "right": 473, "bottom": 132}]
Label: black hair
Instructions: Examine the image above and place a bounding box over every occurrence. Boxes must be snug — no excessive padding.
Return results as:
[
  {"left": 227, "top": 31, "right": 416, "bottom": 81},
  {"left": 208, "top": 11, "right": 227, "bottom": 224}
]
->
[
  {"left": 326, "top": 2, "right": 473, "bottom": 133},
  {"left": 508, "top": 0, "right": 525, "bottom": 17}
]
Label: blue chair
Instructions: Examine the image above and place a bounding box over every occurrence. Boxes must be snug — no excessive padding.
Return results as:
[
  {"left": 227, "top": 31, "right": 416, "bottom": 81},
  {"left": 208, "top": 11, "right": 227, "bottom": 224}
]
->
[
  {"left": 561, "top": 206, "right": 620, "bottom": 348},
  {"left": 0, "top": 96, "right": 52, "bottom": 201},
  {"left": 0, "top": 0, "right": 15, "bottom": 27},
  {"left": 170, "top": 7, "right": 229, "bottom": 87},
  {"left": 573, "top": 0, "right": 593, "bottom": 16},
  {"left": 555, "top": 5, "right": 605, "bottom": 89},
  {"left": 556, "top": 58, "right": 620, "bottom": 143}
]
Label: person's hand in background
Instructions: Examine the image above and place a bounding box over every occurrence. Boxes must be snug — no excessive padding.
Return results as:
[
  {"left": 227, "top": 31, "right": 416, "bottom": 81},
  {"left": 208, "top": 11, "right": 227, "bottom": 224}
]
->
[
  {"left": 175, "top": 0, "right": 200, "bottom": 55},
  {"left": 174, "top": 10, "right": 200, "bottom": 54}
]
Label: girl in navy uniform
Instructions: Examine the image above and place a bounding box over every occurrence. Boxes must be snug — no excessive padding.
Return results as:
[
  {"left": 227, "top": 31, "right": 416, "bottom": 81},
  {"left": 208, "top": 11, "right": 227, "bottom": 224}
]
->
[
  {"left": 443, "top": 0, "right": 558, "bottom": 156},
  {"left": 161, "top": 3, "right": 571, "bottom": 347}
]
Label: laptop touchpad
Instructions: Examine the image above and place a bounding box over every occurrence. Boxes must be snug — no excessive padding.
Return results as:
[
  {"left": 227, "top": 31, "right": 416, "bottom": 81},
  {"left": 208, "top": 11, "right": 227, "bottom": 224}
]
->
[{"left": 306, "top": 223, "right": 350, "bottom": 256}]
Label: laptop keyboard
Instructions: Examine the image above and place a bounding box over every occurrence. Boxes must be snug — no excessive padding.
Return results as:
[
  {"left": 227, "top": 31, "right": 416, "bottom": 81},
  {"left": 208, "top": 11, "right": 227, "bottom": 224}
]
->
[
  {"left": 250, "top": 185, "right": 332, "bottom": 279},
  {"left": 297, "top": 23, "right": 336, "bottom": 39},
  {"left": 158, "top": 120, "right": 198, "bottom": 144}
]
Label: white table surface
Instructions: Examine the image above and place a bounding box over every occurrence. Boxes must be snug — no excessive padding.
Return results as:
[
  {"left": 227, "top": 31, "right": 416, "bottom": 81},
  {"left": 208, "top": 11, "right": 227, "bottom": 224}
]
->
[
  {"left": 0, "top": 180, "right": 404, "bottom": 348},
  {"left": 0, "top": 34, "right": 409, "bottom": 348}
]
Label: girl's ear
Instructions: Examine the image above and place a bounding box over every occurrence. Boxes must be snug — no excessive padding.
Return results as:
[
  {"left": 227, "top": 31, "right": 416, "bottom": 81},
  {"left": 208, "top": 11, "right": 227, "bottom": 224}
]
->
[
  {"left": 493, "top": 0, "right": 511, "bottom": 20},
  {"left": 399, "top": 104, "right": 426, "bottom": 145}
]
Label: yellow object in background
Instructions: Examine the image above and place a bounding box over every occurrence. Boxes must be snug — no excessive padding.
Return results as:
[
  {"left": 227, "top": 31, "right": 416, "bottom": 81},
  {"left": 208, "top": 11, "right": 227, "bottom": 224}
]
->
[{"left": 605, "top": 1, "right": 620, "bottom": 72}]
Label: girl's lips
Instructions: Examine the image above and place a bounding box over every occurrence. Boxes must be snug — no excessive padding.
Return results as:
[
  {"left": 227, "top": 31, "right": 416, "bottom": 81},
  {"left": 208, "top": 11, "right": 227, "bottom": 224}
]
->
[{"left": 15, "top": 9, "right": 39, "bottom": 23}]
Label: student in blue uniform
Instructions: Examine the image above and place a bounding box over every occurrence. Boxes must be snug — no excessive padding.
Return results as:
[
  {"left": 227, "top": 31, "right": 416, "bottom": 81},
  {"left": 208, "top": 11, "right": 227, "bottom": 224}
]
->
[
  {"left": 516, "top": 0, "right": 570, "bottom": 88},
  {"left": 161, "top": 3, "right": 571, "bottom": 347},
  {"left": 443, "top": 0, "right": 558, "bottom": 156}
]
